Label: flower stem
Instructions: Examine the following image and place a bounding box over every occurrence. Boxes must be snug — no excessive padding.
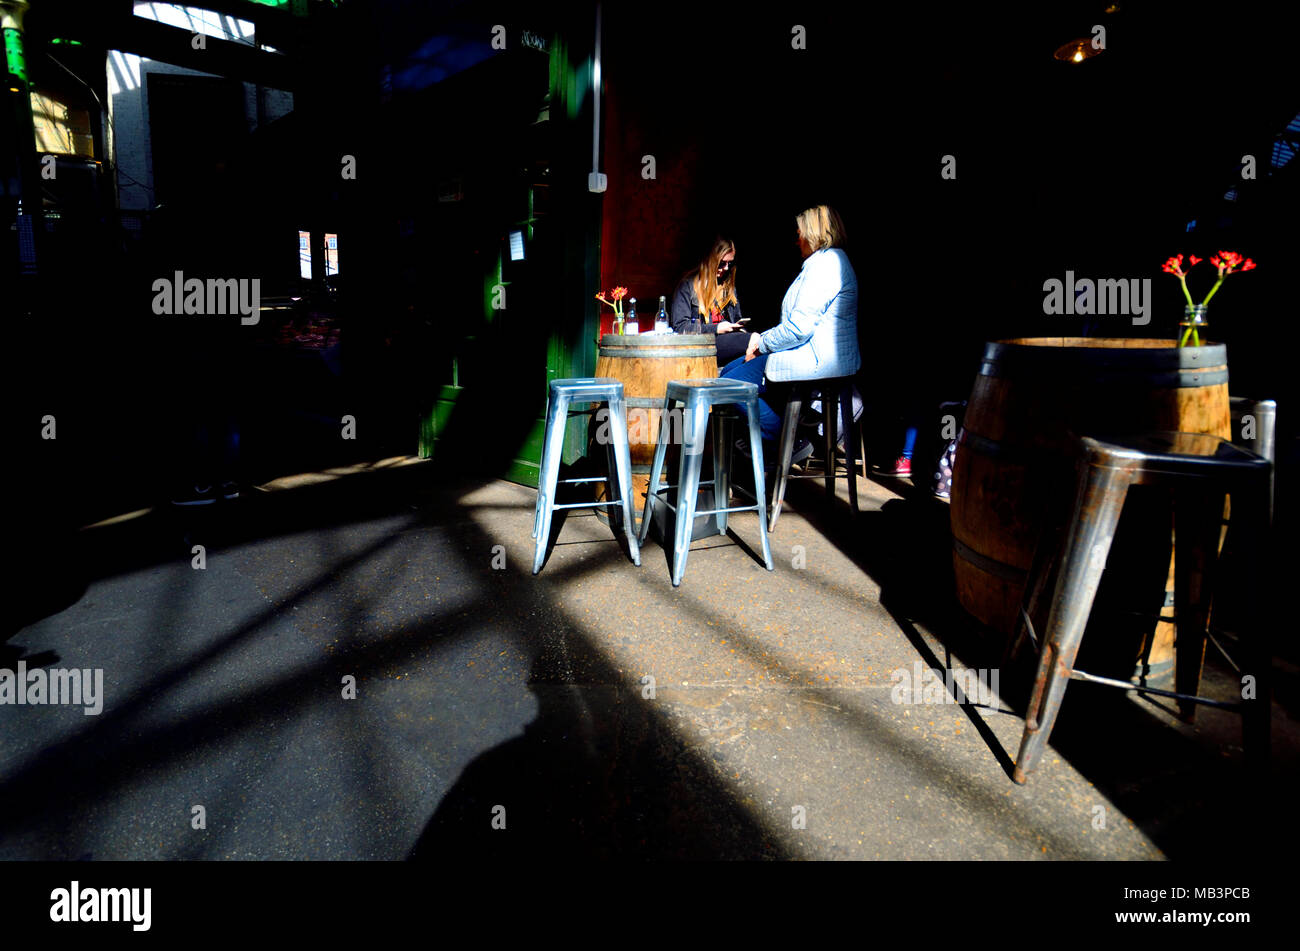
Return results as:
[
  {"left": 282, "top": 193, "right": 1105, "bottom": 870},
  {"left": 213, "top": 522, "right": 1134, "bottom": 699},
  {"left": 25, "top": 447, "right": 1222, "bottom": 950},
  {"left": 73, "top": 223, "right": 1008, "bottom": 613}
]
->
[
  {"left": 1179, "top": 277, "right": 1195, "bottom": 309},
  {"left": 1201, "top": 277, "right": 1225, "bottom": 307}
]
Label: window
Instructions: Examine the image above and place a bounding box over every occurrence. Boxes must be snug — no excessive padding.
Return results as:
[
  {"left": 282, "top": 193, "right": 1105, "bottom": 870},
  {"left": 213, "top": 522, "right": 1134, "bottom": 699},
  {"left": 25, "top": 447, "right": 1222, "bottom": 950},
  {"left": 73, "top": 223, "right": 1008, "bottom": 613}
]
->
[
  {"left": 299, "top": 230, "right": 311, "bottom": 279},
  {"left": 30, "top": 90, "right": 94, "bottom": 157},
  {"left": 324, "top": 233, "right": 338, "bottom": 276}
]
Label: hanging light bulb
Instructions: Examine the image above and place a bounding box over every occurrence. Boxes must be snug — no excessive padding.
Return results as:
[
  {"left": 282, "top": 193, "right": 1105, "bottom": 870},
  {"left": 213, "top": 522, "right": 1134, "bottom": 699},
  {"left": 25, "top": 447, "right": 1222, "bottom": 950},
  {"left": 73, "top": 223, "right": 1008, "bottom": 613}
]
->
[{"left": 1053, "top": 38, "right": 1102, "bottom": 63}]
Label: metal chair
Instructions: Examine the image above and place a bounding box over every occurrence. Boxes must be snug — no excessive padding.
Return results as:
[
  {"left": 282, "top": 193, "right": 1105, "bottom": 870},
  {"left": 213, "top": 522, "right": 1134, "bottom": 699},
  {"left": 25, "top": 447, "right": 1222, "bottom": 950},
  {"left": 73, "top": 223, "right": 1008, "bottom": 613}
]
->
[
  {"left": 1229, "top": 397, "right": 1276, "bottom": 521},
  {"left": 769, "top": 376, "right": 865, "bottom": 531},
  {"left": 638, "top": 379, "right": 775, "bottom": 586},
  {"left": 1011, "top": 431, "right": 1273, "bottom": 785},
  {"left": 1202, "top": 398, "right": 1278, "bottom": 680},
  {"left": 532, "top": 378, "right": 640, "bottom": 575}
]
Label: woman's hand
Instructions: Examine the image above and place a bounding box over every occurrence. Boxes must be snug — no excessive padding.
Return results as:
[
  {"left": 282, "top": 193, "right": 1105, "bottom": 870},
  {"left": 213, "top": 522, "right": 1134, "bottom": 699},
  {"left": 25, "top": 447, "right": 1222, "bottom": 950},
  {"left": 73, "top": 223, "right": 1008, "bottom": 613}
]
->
[
  {"left": 744, "top": 332, "right": 763, "bottom": 361},
  {"left": 715, "top": 321, "right": 736, "bottom": 334}
]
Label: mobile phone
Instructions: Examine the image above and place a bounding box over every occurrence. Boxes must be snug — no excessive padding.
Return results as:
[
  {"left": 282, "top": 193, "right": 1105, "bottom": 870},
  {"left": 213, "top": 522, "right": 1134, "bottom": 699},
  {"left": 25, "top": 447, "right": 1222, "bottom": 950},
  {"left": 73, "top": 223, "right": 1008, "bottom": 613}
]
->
[{"left": 735, "top": 318, "right": 750, "bottom": 324}]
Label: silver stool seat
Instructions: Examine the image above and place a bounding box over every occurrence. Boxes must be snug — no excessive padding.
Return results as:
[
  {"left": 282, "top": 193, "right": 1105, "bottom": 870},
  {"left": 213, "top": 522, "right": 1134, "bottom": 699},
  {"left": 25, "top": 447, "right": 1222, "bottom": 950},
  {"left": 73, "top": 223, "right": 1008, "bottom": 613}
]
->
[
  {"left": 638, "top": 379, "right": 775, "bottom": 586},
  {"left": 532, "top": 378, "right": 640, "bottom": 575},
  {"left": 1011, "top": 431, "right": 1272, "bottom": 784}
]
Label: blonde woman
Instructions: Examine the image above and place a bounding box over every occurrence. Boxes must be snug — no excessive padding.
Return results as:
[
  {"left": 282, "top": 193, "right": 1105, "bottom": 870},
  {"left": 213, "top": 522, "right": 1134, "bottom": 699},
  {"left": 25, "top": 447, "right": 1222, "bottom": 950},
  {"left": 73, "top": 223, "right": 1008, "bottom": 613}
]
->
[
  {"left": 670, "top": 235, "right": 751, "bottom": 364},
  {"left": 723, "top": 205, "right": 860, "bottom": 448}
]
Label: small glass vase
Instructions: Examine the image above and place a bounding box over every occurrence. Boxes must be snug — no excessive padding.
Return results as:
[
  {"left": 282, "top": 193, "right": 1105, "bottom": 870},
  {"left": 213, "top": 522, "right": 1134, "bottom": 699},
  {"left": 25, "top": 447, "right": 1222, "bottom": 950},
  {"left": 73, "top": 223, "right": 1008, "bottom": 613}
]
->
[{"left": 1178, "top": 304, "right": 1208, "bottom": 347}]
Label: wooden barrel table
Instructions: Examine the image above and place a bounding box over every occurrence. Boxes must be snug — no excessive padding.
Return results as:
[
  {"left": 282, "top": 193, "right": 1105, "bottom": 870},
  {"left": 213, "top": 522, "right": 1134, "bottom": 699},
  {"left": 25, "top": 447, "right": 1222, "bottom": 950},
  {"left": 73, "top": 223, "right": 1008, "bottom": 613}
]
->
[
  {"left": 593, "top": 333, "right": 717, "bottom": 527},
  {"left": 950, "top": 337, "right": 1230, "bottom": 680}
]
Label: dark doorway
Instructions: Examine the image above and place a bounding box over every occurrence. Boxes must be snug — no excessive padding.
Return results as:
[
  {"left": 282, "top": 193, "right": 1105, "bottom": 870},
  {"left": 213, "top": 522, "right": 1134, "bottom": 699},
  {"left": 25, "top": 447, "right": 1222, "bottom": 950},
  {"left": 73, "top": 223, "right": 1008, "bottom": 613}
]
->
[{"left": 147, "top": 72, "right": 246, "bottom": 209}]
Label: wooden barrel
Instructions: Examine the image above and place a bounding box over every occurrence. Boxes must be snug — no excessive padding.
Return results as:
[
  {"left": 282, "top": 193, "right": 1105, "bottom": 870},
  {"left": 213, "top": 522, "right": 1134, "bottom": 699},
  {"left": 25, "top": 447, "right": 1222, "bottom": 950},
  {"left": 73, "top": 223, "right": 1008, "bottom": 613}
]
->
[
  {"left": 950, "top": 338, "right": 1230, "bottom": 679},
  {"left": 593, "top": 333, "right": 718, "bottom": 525}
]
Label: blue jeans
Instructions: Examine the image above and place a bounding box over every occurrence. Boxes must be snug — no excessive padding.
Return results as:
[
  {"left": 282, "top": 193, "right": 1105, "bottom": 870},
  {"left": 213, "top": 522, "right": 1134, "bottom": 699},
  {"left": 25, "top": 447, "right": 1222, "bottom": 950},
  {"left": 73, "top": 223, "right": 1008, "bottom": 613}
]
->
[
  {"left": 719, "top": 353, "right": 782, "bottom": 442},
  {"left": 902, "top": 426, "right": 917, "bottom": 461}
]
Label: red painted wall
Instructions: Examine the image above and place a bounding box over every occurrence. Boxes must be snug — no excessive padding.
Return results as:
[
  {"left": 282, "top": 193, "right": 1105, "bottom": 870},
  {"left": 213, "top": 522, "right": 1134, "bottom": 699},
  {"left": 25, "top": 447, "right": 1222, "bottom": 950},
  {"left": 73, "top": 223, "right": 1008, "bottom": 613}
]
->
[{"left": 597, "top": 57, "right": 703, "bottom": 336}]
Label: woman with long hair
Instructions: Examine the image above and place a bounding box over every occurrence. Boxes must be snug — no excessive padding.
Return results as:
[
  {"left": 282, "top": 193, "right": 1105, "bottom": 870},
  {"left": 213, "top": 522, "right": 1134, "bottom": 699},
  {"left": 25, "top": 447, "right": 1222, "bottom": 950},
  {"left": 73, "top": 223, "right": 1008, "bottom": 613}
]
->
[
  {"left": 721, "top": 204, "right": 860, "bottom": 458},
  {"left": 669, "top": 235, "right": 751, "bottom": 365}
]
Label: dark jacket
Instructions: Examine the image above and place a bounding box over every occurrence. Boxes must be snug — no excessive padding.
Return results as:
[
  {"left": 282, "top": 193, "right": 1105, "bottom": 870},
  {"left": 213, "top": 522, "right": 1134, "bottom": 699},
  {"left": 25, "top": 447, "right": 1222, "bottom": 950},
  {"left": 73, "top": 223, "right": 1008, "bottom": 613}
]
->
[{"left": 669, "top": 276, "right": 743, "bottom": 335}]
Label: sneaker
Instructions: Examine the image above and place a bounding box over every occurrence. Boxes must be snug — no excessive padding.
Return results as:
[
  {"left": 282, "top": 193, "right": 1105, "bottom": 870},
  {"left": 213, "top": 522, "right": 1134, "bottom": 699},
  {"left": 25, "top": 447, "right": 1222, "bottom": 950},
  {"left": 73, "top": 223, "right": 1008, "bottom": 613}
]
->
[
  {"left": 789, "top": 437, "right": 814, "bottom": 466},
  {"left": 873, "top": 457, "right": 912, "bottom": 477},
  {"left": 171, "top": 484, "right": 216, "bottom": 506},
  {"left": 219, "top": 481, "right": 240, "bottom": 500}
]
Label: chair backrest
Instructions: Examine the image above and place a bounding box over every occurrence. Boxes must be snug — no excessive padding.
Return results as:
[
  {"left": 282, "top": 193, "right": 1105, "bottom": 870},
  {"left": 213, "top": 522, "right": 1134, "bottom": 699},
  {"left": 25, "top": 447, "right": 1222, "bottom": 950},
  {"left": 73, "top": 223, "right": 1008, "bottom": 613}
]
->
[
  {"left": 1228, "top": 396, "right": 1276, "bottom": 527},
  {"left": 1228, "top": 397, "right": 1276, "bottom": 462}
]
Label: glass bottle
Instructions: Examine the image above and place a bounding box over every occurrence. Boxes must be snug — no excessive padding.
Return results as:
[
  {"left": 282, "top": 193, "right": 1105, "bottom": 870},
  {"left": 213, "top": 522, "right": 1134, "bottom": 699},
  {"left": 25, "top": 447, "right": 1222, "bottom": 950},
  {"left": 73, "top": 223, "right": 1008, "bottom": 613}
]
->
[
  {"left": 1178, "top": 304, "right": 1208, "bottom": 347},
  {"left": 655, "top": 296, "right": 670, "bottom": 333},
  {"left": 624, "top": 298, "right": 639, "bottom": 335}
]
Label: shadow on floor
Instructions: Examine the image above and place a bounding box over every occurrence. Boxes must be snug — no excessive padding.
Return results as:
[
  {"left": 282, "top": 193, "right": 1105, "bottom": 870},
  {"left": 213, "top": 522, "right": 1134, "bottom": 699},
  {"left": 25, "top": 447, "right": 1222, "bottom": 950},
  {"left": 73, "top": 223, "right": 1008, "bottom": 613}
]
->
[
  {"left": 2, "top": 465, "right": 788, "bottom": 860},
  {"left": 775, "top": 471, "right": 1297, "bottom": 861}
]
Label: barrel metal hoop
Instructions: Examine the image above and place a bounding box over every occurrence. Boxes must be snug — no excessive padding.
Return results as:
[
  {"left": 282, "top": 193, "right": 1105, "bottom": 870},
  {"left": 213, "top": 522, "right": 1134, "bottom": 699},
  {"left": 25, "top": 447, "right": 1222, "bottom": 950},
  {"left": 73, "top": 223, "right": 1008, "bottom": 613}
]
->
[
  {"left": 977, "top": 362, "right": 1228, "bottom": 388},
  {"left": 957, "top": 428, "right": 1034, "bottom": 463},
  {"left": 598, "top": 347, "right": 718, "bottom": 358},
  {"left": 601, "top": 334, "right": 713, "bottom": 344},
  {"left": 983, "top": 340, "right": 1227, "bottom": 370},
  {"left": 952, "top": 535, "right": 1028, "bottom": 583}
]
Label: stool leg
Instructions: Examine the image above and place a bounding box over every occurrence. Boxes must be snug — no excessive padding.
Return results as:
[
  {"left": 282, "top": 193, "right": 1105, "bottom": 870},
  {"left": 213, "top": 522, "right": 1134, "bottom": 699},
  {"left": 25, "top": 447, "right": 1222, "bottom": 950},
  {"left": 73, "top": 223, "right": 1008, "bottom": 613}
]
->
[
  {"left": 769, "top": 396, "right": 802, "bottom": 532},
  {"left": 607, "top": 394, "right": 641, "bottom": 566},
  {"left": 840, "top": 382, "right": 859, "bottom": 515},
  {"left": 532, "top": 394, "right": 556, "bottom": 540},
  {"left": 671, "top": 396, "right": 710, "bottom": 586},
  {"left": 639, "top": 398, "right": 674, "bottom": 545},
  {"left": 533, "top": 392, "right": 570, "bottom": 574},
  {"left": 1013, "top": 459, "right": 1131, "bottom": 783},
  {"left": 822, "top": 393, "right": 837, "bottom": 503},
  {"left": 1173, "top": 488, "right": 1224, "bottom": 722},
  {"left": 602, "top": 403, "right": 622, "bottom": 530},
  {"left": 1233, "top": 476, "right": 1272, "bottom": 770},
  {"left": 859, "top": 423, "right": 868, "bottom": 481},
  {"left": 713, "top": 408, "right": 729, "bottom": 537},
  {"left": 747, "top": 395, "right": 775, "bottom": 571},
  {"left": 1005, "top": 517, "right": 1065, "bottom": 671}
]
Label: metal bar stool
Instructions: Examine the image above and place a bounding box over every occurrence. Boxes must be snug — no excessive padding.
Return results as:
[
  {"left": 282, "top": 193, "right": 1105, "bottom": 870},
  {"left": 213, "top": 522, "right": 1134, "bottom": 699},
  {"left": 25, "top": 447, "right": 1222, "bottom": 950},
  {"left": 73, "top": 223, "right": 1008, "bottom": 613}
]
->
[
  {"left": 532, "top": 378, "right": 640, "bottom": 575},
  {"left": 1229, "top": 397, "right": 1276, "bottom": 522},
  {"left": 769, "top": 376, "right": 865, "bottom": 531},
  {"left": 1203, "top": 398, "right": 1277, "bottom": 685},
  {"left": 1011, "top": 431, "right": 1272, "bottom": 785},
  {"left": 638, "top": 379, "right": 775, "bottom": 586}
]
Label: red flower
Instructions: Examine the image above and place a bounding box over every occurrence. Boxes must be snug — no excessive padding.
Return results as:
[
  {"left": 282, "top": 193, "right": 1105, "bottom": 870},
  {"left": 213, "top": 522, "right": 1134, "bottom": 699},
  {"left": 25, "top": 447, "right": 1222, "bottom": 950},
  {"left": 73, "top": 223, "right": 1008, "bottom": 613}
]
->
[
  {"left": 611, "top": 286, "right": 628, "bottom": 301},
  {"left": 1209, "top": 251, "right": 1252, "bottom": 275}
]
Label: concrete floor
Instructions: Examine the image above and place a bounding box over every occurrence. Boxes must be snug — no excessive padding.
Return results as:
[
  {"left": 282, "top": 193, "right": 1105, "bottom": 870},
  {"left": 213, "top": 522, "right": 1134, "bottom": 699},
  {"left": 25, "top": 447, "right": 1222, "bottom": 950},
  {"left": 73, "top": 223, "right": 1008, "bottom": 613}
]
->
[{"left": 2, "top": 458, "right": 1294, "bottom": 860}]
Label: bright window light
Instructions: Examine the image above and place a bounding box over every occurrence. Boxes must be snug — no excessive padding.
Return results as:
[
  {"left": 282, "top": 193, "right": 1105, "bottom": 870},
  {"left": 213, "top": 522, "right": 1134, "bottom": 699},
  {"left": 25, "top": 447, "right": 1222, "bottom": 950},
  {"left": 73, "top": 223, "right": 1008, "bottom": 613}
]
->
[
  {"left": 324, "top": 233, "right": 338, "bottom": 276},
  {"left": 299, "top": 230, "right": 311, "bottom": 279},
  {"left": 133, "top": 3, "right": 256, "bottom": 45}
]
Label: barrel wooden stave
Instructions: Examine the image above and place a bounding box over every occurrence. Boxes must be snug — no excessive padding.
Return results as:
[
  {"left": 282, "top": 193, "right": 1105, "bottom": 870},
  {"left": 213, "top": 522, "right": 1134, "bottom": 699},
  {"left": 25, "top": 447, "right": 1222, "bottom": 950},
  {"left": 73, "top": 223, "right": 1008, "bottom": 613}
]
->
[{"left": 592, "top": 334, "right": 717, "bottom": 522}]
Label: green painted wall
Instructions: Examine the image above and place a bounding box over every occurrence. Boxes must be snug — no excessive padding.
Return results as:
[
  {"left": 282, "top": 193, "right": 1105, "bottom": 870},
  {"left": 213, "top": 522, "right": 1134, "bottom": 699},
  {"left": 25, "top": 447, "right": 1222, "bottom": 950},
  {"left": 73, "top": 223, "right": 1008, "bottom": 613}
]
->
[{"left": 419, "top": 5, "right": 602, "bottom": 489}]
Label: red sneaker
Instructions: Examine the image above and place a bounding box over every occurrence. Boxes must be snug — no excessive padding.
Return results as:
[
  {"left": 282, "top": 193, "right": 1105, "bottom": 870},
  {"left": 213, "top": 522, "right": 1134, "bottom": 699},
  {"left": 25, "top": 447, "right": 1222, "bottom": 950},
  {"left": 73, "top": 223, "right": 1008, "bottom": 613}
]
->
[{"left": 873, "top": 456, "right": 911, "bottom": 477}]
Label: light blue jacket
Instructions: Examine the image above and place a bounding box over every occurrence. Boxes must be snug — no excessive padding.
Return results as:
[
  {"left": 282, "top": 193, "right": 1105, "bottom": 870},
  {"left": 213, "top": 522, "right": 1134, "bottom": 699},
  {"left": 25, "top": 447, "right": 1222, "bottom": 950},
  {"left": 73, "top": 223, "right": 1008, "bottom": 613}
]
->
[{"left": 758, "top": 248, "right": 860, "bottom": 382}]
